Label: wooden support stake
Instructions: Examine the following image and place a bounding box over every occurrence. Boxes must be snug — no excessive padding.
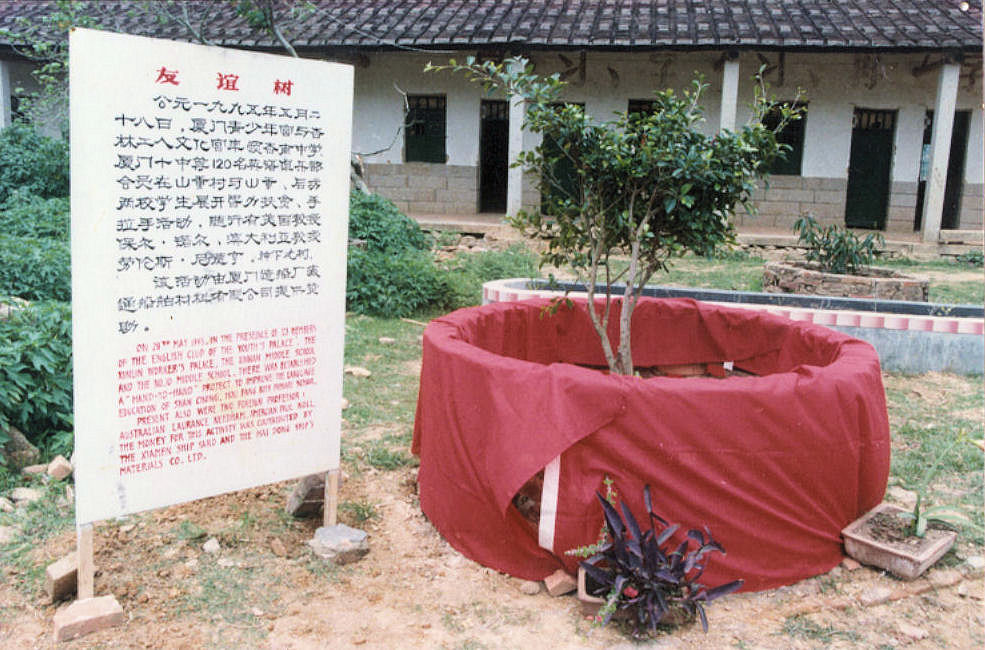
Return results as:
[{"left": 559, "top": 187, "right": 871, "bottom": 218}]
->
[
  {"left": 323, "top": 468, "right": 340, "bottom": 527},
  {"left": 77, "top": 523, "right": 94, "bottom": 600}
]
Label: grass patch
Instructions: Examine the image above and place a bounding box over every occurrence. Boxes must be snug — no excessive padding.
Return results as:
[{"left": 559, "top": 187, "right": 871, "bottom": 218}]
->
[
  {"left": 0, "top": 477, "right": 74, "bottom": 596},
  {"left": 586, "top": 251, "right": 982, "bottom": 304},
  {"left": 171, "top": 561, "right": 277, "bottom": 647},
  {"left": 339, "top": 499, "right": 378, "bottom": 525},
  {"left": 883, "top": 373, "right": 985, "bottom": 545},
  {"left": 879, "top": 256, "right": 984, "bottom": 305},
  {"left": 364, "top": 439, "right": 417, "bottom": 470},
  {"left": 342, "top": 313, "right": 435, "bottom": 431},
  {"left": 781, "top": 615, "right": 861, "bottom": 643},
  {"left": 174, "top": 520, "right": 208, "bottom": 541}
]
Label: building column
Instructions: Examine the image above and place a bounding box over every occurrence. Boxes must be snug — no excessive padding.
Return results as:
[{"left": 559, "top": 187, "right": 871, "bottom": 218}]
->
[
  {"left": 505, "top": 92, "right": 526, "bottom": 218},
  {"left": 0, "top": 60, "right": 11, "bottom": 130},
  {"left": 719, "top": 54, "right": 739, "bottom": 132},
  {"left": 920, "top": 60, "right": 961, "bottom": 242}
]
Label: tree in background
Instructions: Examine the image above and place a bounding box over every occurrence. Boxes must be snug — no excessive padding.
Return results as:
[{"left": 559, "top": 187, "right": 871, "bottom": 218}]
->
[{"left": 431, "top": 57, "right": 802, "bottom": 375}]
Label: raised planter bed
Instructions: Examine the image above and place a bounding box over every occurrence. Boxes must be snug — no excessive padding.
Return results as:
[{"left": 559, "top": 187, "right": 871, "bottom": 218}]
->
[
  {"left": 482, "top": 278, "right": 984, "bottom": 375},
  {"left": 413, "top": 297, "right": 891, "bottom": 591},
  {"left": 762, "top": 261, "right": 929, "bottom": 302}
]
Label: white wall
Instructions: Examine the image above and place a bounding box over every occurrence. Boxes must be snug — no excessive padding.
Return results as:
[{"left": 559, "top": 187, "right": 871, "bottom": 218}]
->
[
  {"left": 728, "top": 52, "right": 982, "bottom": 182},
  {"left": 352, "top": 52, "right": 483, "bottom": 166},
  {"left": 349, "top": 50, "right": 982, "bottom": 196}
]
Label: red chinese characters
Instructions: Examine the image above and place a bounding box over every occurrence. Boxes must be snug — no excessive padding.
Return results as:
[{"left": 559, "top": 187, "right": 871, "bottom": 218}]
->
[
  {"left": 217, "top": 73, "right": 240, "bottom": 91},
  {"left": 155, "top": 66, "right": 179, "bottom": 85},
  {"left": 273, "top": 79, "right": 293, "bottom": 96}
]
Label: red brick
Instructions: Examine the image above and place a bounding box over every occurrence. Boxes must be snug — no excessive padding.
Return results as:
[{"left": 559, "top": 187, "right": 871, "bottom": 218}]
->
[{"left": 544, "top": 569, "right": 577, "bottom": 597}]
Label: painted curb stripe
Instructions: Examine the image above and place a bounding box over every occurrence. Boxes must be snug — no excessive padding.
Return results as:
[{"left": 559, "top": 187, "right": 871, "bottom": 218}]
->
[{"left": 482, "top": 279, "right": 984, "bottom": 337}]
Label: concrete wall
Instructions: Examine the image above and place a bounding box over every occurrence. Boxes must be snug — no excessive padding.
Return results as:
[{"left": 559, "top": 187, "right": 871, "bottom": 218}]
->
[
  {"left": 364, "top": 162, "right": 477, "bottom": 215},
  {"left": 347, "top": 50, "right": 983, "bottom": 228}
]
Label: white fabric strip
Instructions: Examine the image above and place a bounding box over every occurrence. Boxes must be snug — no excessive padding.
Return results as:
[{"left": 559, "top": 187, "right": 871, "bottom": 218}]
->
[
  {"left": 538, "top": 455, "right": 561, "bottom": 551},
  {"left": 724, "top": 360, "right": 734, "bottom": 371}
]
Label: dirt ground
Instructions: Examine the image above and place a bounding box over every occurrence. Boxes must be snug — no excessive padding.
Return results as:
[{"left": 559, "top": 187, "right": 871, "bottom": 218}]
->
[{"left": 1, "top": 456, "right": 983, "bottom": 649}]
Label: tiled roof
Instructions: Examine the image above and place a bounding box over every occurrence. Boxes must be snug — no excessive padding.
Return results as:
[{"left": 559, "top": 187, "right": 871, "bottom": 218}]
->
[{"left": 0, "top": 1, "right": 981, "bottom": 54}]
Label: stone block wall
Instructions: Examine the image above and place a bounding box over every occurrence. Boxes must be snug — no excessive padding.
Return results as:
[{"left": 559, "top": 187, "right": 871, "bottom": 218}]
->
[
  {"left": 959, "top": 183, "right": 983, "bottom": 230},
  {"left": 887, "top": 182, "right": 919, "bottom": 233},
  {"left": 738, "top": 176, "right": 848, "bottom": 231},
  {"left": 365, "top": 163, "right": 478, "bottom": 215}
]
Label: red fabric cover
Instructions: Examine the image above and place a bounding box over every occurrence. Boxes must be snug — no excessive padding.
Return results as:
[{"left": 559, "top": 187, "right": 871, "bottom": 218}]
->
[{"left": 412, "top": 298, "right": 890, "bottom": 591}]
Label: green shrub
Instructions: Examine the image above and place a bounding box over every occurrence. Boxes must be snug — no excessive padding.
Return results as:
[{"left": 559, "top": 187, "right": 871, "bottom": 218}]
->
[
  {"left": 349, "top": 191, "right": 431, "bottom": 253},
  {"left": 0, "top": 124, "right": 70, "bottom": 204},
  {"left": 954, "top": 249, "right": 984, "bottom": 268},
  {"left": 0, "top": 300, "right": 73, "bottom": 459},
  {"left": 346, "top": 247, "right": 450, "bottom": 317},
  {"left": 0, "top": 234, "right": 71, "bottom": 301},
  {"left": 794, "top": 215, "right": 884, "bottom": 275},
  {"left": 0, "top": 190, "right": 70, "bottom": 239},
  {"left": 442, "top": 244, "right": 539, "bottom": 308}
]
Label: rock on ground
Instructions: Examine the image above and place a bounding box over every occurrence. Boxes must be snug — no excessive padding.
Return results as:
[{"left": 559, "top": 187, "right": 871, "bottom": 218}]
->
[
  {"left": 308, "top": 524, "right": 368, "bottom": 564},
  {"left": 1, "top": 426, "right": 40, "bottom": 469},
  {"left": 9, "top": 487, "right": 43, "bottom": 504},
  {"left": 52, "top": 596, "right": 124, "bottom": 642},
  {"left": 47, "top": 455, "right": 73, "bottom": 480}
]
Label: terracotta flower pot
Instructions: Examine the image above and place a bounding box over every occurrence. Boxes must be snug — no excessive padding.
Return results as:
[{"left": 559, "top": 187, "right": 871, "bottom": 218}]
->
[
  {"left": 576, "top": 567, "right": 690, "bottom": 626},
  {"left": 841, "top": 502, "right": 957, "bottom": 580}
]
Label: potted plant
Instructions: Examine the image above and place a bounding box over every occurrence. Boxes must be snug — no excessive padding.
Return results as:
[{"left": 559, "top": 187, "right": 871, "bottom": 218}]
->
[
  {"left": 842, "top": 432, "right": 976, "bottom": 580},
  {"left": 762, "top": 215, "right": 929, "bottom": 301},
  {"left": 569, "top": 483, "right": 743, "bottom": 636}
]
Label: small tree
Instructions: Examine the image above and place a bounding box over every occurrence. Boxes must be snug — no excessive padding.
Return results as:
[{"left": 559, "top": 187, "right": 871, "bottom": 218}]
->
[{"left": 430, "top": 57, "right": 801, "bottom": 375}]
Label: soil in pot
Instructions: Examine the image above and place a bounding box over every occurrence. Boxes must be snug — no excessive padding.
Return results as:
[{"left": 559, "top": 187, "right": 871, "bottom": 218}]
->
[{"left": 862, "top": 510, "right": 956, "bottom": 555}]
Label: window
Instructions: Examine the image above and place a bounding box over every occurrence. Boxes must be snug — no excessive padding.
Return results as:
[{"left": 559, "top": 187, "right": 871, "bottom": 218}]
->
[
  {"left": 764, "top": 102, "right": 807, "bottom": 176},
  {"left": 405, "top": 95, "right": 446, "bottom": 163},
  {"left": 627, "top": 99, "right": 657, "bottom": 117}
]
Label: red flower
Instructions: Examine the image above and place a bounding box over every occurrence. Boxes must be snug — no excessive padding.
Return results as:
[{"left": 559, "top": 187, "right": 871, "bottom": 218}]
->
[{"left": 623, "top": 586, "right": 639, "bottom": 598}]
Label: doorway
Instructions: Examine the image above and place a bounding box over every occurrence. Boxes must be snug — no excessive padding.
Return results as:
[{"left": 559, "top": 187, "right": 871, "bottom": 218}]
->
[
  {"left": 479, "top": 100, "right": 508, "bottom": 212},
  {"left": 914, "top": 110, "right": 970, "bottom": 231},
  {"left": 541, "top": 102, "right": 585, "bottom": 214},
  {"left": 845, "top": 109, "right": 897, "bottom": 229}
]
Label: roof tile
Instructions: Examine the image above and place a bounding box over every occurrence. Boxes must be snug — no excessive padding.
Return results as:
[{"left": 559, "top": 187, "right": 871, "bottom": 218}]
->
[{"left": 0, "top": 0, "right": 979, "bottom": 53}]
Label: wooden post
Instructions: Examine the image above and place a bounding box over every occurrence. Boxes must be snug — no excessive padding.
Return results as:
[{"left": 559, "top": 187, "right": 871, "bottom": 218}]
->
[
  {"left": 323, "top": 468, "right": 340, "bottom": 527},
  {"left": 76, "top": 523, "right": 95, "bottom": 600}
]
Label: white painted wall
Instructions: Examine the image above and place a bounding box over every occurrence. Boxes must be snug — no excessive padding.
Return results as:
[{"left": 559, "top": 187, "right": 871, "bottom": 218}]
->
[
  {"left": 352, "top": 52, "right": 484, "bottom": 166},
  {"left": 729, "top": 52, "right": 983, "bottom": 183},
  {"left": 351, "top": 50, "right": 982, "bottom": 180}
]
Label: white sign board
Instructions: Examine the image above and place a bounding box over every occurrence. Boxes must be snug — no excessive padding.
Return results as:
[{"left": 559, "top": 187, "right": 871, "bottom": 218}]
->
[{"left": 70, "top": 28, "right": 352, "bottom": 524}]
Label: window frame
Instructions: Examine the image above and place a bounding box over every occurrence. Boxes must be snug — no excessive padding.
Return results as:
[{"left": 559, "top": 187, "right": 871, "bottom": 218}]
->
[
  {"left": 763, "top": 102, "right": 808, "bottom": 176},
  {"left": 404, "top": 94, "right": 447, "bottom": 164}
]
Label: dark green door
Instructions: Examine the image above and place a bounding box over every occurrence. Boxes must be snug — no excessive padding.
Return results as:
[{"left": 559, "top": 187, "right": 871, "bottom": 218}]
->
[
  {"left": 541, "top": 102, "right": 584, "bottom": 214},
  {"left": 845, "top": 109, "right": 897, "bottom": 229},
  {"left": 479, "top": 100, "right": 508, "bottom": 212},
  {"left": 914, "top": 110, "right": 970, "bottom": 231}
]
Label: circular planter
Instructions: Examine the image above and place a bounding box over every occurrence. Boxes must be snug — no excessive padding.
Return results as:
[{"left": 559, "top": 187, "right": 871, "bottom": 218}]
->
[
  {"left": 762, "top": 261, "right": 929, "bottom": 302},
  {"left": 412, "top": 297, "right": 890, "bottom": 591}
]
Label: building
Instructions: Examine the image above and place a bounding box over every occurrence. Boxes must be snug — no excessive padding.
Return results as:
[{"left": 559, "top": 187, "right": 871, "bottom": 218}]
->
[{"left": 0, "top": 0, "right": 981, "bottom": 240}]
